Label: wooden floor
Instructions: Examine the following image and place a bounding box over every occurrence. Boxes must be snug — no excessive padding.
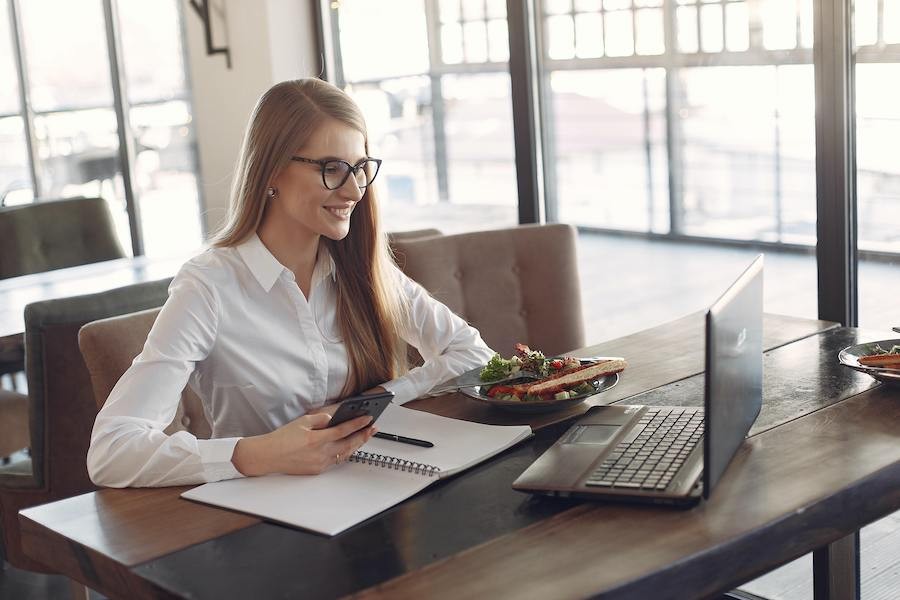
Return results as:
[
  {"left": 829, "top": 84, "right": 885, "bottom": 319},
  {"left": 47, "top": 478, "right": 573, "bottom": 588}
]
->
[{"left": 1, "top": 230, "right": 898, "bottom": 599}]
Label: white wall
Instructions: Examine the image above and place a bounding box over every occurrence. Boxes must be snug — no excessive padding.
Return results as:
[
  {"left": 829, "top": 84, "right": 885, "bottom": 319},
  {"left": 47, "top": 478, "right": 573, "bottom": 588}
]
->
[{"left": 183, "top": 0, "right": 319, "bottom": 237}]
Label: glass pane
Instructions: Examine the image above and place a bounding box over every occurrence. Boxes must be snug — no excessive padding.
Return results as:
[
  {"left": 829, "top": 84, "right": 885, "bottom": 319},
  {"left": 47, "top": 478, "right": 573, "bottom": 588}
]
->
[
  {"left": 635, "top": 8, "right": 664, "bottom": 55},
  {"left": 551, "top": 69, "right": 669, "bottom": 232},
  {"left": 130, "top": 101, "right": 202, "bottom": 257},
  {"left": 116, "top": 0, "right": 187, "bottom": 104},
  {"left": 604, "top": 0, "right": 631, "bottom": 9},
  {"left": 339, "top": 0, "right": 428, "bottom": 80},
  {"left": 0, "top": 0, "right": 20, "bottom": 115},
  {"left": 798, "top": 0, "right": 813, "bottom": 48},
  {"left": 32, "top": 108, "right": 132, "bottom": 251},
  {"left": 547, "top": 15, "right": 576, "bottom": 59},
  {"left": 545, "top": 0, "right": 572, "bottom": 15},
  {"left": 886, "top": 0, "right": 900, "bottom": 43},
  {"left": 439, "top": 0, "right": 460, "bottom": 23},
  {"left": 441, "top": 73, "right": 517, "bottom": 226},
  {"left": 700, "top": 4, "right": 724, "bottom": 52},
  {"left": 856, "top": 63, "right": 900, "bottom": 256},
  {"left": 487, "top": 19, "right": 509, "bottom": 62},
  {"left": 350, "top": 77, "right": 437, "bottom": 216},
  {"left": 486, "top": 0, "right": 507, "bottom": 19},
  {"left": 678, "top": 65, "right": 816, "bottom": 245},
  {"left": 854, "top": 0, "right": 878, "bottom": 47},
  {"left": 463, "top": 20, "right": 488, "bottom": 62},
  {"left": 19, "top": 0, "right": 113, "bottom": 112},
  {"left": 0, "top": 116, "right": 33, "bottom": 205},
  {"left": 761, "top": 0, "right": 797, "bottom": 50},
  {"left": 442, "top": 23, "right": 464, "bottom": 64},
  {"left": 575, "top": 0, "right": 602, "bottom": 10},
  {"left": 604, "top": 10, "right": 635, "bottom": 56},
  {"left": 461, "top": 0, "right": 484, "bottom": 20},
  {"left": 725, "top": 2, "right": 750, "bottom": 52},
  {"left": 575, "top": 13, "right": 604, "bottom": 58},
  {"left": 677, "top": 6, "right": 699, "bottom": 53}
]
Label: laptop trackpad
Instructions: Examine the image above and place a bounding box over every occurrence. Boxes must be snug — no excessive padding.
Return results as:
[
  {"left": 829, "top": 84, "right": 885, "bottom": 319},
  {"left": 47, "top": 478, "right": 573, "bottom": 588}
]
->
[{"left": 564, "top": 424, "right": 620, "bottom": 445}]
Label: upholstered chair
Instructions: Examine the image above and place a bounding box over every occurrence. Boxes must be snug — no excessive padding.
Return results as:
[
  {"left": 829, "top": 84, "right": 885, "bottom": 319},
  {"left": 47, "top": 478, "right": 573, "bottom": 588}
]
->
[
  {"left": 0, "top": 196, "right": 127, "bottom": 457},
  {"left": 0, "top": 196, "right": 125, "bottom": 280},
  {"left": 0, "top": 278, "right": 171, "bottom": 572},
  {"left": 0, "top": 390, "right": 28, "bottom": 460},
  {"left": 392, "top": 223, "right": 585, "bottom": 357},
  {"left": 79, "top": 307, "right": 211, "bottom": 438}
]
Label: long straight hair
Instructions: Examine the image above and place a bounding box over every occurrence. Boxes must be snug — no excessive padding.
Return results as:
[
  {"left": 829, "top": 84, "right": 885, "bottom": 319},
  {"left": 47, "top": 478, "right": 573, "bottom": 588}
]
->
[{"left": 211, "top": 79, "right": 407, "bottom": 395}]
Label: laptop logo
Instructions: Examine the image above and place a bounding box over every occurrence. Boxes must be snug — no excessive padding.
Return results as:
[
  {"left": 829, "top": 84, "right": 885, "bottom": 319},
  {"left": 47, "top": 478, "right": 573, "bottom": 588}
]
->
[{"left": 736, "top": 327, "right": 747, "bottom": 350}]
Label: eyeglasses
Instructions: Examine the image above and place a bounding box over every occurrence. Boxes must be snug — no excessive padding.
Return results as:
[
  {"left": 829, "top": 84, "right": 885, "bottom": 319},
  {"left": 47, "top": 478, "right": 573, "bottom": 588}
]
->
[{"left": 290, "top": 156, "right": 382, "bottom": 190}]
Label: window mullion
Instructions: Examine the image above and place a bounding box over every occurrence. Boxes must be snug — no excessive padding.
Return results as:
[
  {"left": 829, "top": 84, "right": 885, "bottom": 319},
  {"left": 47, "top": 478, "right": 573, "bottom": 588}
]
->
[
  {"left": 814, "top": 0, "right": 858, "bottom": 326},
  {"left": 102, "top": 0, "right": 143, "bottom": 255},
  {"left": 8, "top": 0, "right": 42, "bottom": 199}
]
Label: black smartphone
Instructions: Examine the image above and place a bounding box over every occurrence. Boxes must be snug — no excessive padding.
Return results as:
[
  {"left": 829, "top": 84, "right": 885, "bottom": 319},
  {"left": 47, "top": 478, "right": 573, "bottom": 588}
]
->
[{"left": 326, "top": 391, "right": 394, "bottom": 429}]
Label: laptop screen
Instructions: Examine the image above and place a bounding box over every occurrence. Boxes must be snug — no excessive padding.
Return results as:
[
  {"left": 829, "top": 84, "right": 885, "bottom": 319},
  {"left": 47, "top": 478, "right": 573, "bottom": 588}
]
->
[{"left": 702, "top": 255, "right": 764, "bottom": 499}]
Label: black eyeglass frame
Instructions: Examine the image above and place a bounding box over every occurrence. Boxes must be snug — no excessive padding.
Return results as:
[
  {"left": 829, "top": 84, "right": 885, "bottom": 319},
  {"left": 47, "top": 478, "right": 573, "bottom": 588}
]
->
[{"left": 290, "top": 156, "right": 383, "bottom": 190}]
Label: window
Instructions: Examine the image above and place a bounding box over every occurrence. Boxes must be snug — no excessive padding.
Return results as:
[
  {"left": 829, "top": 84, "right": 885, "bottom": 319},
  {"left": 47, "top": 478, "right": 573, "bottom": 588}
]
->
[
  {"left": 854, "top": 2, "right": 900, "bottom": 331},
  {"left": 0, "top": 0, "right": 202, "bottom": 258},
  {"left": 331, "top": 0, "right": 518, "bottom": 234}
]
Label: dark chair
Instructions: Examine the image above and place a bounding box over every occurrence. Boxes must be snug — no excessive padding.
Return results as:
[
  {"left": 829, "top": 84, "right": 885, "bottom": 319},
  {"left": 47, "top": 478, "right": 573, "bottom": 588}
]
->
[
  {"left": 392, "top": 223, "right": 585, "bottom": 357},
  {"left": 0, "top": 278, "right": 171, "bottom": 572},
  {"left": 0, "top": 196, "right": 126, "bottom": 280},
  {"left": 0, "top": 196, "right": 126, "bottom": 459}
]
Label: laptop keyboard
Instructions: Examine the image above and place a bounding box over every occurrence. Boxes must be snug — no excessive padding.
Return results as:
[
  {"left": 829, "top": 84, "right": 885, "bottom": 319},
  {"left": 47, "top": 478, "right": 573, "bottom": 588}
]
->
[{"left": 585, "top": 408, "right": 704, "bottom": 491}]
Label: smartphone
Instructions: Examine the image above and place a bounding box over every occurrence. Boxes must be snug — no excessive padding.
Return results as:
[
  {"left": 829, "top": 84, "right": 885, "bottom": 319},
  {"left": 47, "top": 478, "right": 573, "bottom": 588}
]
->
[{"left": 327, "top": 390, "right": 394, "bottom": 429}]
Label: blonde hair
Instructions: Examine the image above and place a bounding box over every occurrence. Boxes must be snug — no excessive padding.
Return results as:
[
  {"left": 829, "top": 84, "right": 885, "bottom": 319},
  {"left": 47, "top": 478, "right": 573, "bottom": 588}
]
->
[{"left": 212, "top": 79, "right": 407, "bottom": 394}]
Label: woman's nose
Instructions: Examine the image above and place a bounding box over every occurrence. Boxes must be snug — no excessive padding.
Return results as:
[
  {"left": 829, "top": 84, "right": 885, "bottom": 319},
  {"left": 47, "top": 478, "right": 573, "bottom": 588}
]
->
[{"left": 339, "top": 171, "right": 364, "bottom": 200}]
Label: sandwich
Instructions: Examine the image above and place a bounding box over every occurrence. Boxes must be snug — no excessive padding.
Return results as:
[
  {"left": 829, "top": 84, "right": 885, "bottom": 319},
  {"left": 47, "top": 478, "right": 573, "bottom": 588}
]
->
[
  {"left": 859, "top": 353, "right": 900, "bottom": 368},
  {"left": 487, "top": 358, "right": 627, "bottom": 401}
]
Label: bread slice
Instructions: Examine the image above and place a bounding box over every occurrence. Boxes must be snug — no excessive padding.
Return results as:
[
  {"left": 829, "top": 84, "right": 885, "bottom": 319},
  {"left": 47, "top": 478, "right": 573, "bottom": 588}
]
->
[
  {"left": 859, "top": 353, "right": 900, "bottom": 367},
  {"left": 523, "top": 359, "right": 627, "bottom": 396}
]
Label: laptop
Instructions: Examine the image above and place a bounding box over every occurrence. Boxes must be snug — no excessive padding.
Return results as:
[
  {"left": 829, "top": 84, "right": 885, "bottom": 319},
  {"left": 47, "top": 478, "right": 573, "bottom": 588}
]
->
[{"left": 513, "top": 255, "right": 764, "bottom": 506}]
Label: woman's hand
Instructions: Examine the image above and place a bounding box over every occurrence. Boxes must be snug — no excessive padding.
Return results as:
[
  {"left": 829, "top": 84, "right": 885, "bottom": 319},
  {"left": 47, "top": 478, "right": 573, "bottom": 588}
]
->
[{"left": 231, "top": 413, "right": 376, "bottom": 477}]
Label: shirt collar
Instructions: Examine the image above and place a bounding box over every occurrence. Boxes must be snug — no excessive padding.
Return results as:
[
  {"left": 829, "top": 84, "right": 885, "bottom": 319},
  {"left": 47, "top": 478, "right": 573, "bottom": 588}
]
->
[{"left": 236, "top": 233, "right": 337, "bottom": 293}]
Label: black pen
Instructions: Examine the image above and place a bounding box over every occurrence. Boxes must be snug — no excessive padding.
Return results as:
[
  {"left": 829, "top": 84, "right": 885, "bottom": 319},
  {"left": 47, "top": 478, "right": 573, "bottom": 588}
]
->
[{"left": 373, "top": 431, "right": 434, "bottom": 448}]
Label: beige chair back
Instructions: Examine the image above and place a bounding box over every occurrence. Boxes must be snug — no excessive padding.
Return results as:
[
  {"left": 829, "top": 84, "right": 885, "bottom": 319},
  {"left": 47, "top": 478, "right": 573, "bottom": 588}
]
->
[
  {"left": 392, "top": 223, "right": 584, "bottom": 357},
  {"left": 79, "top": 308, "right": 211, "bottom": 438}
]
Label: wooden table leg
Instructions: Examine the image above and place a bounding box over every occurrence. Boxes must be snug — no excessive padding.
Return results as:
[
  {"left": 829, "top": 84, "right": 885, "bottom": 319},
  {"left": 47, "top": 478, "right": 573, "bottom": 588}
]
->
[{"left": 813, "top": 532, "right": 860, "bottom": 600}]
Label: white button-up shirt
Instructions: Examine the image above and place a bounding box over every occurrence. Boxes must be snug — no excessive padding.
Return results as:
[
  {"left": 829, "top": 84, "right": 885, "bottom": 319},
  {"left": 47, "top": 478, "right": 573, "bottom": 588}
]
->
[{"left": 87, "top": 234, "right": 493, "bottom": 488}]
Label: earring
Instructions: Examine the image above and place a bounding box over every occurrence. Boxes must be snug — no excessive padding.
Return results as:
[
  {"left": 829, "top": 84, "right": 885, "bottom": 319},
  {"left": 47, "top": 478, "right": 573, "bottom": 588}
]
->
[{"left": 266, "top": 187, "right": 277, "bottom": 200}]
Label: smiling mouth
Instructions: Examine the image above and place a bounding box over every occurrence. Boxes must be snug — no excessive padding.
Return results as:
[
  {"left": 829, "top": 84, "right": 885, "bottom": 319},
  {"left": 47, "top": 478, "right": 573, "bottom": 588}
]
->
[{"left": 324, "top": 206, "right": 353, "bottom": 218}]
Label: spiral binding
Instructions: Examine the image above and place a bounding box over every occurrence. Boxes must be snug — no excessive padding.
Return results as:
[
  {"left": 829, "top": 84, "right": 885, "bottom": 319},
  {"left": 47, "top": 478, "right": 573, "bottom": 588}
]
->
[{"left": 350, "top": 451, "right": 441, "bottom": 478}]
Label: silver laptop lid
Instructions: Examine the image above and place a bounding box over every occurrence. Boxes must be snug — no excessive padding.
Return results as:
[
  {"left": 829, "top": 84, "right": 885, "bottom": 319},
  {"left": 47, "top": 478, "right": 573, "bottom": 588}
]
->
[{"left": 703, "top": 255, "right": 764, "bottom": 499}]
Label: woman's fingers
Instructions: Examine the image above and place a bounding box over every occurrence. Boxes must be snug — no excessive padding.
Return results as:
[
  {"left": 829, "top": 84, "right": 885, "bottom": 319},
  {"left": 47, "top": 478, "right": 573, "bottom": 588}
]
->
[
  {"left": 330, "top": 425, "right": 376, "bottom": 463},
  {"left": 319, "top": 415, "right": 373, "bottom": 440},
  {"left": 302, "top": 413, "right": 333, "bottom": 429}
]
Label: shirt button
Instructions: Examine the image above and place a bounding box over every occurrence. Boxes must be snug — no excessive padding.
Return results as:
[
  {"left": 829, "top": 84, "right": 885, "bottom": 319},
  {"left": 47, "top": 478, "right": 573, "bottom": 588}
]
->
[
  {"left": 519, "top": 308, "right": 528, "bottom": 317},
  {"left": 511, "top": 265, "right": 520, "bottom": 275},
  {"left": 453, "top": 270, "right": 463, "bottom": 280}
]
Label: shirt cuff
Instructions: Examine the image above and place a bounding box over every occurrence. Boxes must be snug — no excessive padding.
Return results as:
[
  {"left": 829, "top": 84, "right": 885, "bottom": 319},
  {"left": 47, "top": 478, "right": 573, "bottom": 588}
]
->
[
  {"left": 381, "top": 377, "right": 421, "bottom": 405},
  {"left": 198, "top": 437, "right": 244, "bottom": 481}
]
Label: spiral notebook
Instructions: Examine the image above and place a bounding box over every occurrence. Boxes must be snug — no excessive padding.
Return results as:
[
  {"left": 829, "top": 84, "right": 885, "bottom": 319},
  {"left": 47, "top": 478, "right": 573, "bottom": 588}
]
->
[{"left": 181, "top": 404, "right": 532, "bottom": 535}]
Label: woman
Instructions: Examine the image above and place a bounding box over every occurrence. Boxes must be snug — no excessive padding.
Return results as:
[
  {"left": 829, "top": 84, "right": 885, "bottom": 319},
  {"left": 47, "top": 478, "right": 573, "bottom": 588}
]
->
[{"left": 87, "top": 79, "right": 493, "bottom": 487}]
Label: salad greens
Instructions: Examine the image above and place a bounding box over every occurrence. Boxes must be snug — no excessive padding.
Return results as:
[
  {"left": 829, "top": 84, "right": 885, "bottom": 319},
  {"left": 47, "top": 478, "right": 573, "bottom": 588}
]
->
[
  {"left": 480, "top": 353, "right": 522, "bottom": 381},
  {"left": 479, "top": 343, "right": 580, "bottom": 381},
  {"left": 872, "top": 343, "right": 900, "bottom": 355}
]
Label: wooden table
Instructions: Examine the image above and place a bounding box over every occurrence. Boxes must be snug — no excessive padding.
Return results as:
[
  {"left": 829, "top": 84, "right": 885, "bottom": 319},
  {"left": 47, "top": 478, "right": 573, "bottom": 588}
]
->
[
  {"left": 21, "top": 313, "right": 899, "bottom": 600},
  {"left": 0, "top": 253, "right": 193, "bottom": 340},
  {"left": 0, "top": 253, "right": 193, "bottom": 370}
]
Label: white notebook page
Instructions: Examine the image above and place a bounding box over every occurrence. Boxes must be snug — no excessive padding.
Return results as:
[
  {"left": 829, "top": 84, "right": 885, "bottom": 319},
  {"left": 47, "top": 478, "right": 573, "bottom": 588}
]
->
[{"left": 182, "top": 405, "right": 532, "bottom": 535}]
